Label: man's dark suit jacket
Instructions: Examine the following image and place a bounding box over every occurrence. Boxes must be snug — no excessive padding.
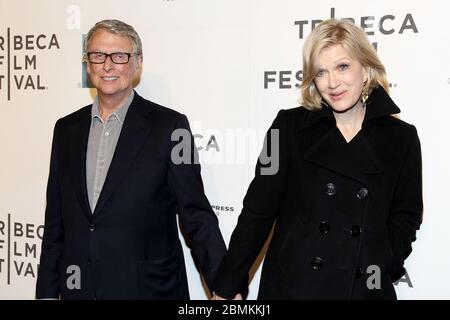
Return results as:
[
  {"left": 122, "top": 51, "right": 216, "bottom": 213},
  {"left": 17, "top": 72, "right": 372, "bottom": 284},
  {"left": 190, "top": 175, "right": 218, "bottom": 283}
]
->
[{"left": 36, "top": 91, "right": 227, "bottom": 299}]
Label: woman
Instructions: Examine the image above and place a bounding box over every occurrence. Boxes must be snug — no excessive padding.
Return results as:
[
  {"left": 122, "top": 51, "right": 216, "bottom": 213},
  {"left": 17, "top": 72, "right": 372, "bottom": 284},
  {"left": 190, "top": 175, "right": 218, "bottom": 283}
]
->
[{"left": 213, "top": 19, "right": 422, "bottom": 299}]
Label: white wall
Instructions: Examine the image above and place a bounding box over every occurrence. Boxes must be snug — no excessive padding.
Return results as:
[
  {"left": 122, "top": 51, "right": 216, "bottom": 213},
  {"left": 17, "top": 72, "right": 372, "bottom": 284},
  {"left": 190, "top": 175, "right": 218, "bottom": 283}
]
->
[{"left": 0, "top": 0, "right": 449, "bottom": 299}]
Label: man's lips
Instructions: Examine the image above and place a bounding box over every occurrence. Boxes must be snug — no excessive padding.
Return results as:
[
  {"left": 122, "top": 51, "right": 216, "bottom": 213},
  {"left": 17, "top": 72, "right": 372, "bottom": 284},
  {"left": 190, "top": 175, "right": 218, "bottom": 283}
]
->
[{"left": 101, "top": 76, "right": 119, "bottom": 81}]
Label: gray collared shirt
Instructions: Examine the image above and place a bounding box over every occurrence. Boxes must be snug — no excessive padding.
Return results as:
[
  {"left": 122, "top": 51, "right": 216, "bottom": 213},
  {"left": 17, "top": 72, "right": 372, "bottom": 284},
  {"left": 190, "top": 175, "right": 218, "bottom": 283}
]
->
[{"left": 86, "top": 91, "right": 134, "bottom": 212}]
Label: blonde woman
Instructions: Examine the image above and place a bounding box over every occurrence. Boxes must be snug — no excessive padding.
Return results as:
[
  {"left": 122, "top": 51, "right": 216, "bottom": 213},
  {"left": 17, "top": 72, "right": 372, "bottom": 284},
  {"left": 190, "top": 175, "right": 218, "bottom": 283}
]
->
[{"left": 213, "top": 19, "right": 422, "bottom": 300}]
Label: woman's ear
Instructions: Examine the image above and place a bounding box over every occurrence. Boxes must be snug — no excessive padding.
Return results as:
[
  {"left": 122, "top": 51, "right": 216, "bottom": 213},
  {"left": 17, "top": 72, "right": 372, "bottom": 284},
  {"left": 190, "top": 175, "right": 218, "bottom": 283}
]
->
[{"left": 363, "top": 66, "right": 369, "bottom": 83}]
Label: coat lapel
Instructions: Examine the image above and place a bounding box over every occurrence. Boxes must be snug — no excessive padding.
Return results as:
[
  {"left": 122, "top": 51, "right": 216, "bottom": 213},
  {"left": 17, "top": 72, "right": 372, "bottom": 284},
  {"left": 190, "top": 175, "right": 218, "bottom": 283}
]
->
[
  {"left": 92, "top": 94, "right": 153, "bottom": 216},
  {"left": 69, "top": 107, "right": 93, "bottom": 220},
  {"left": 300, "top": 86, "right": 399, "bottom": 184},
  {"left": 303, "top": 127, "right": 384, "bottom": 185}
]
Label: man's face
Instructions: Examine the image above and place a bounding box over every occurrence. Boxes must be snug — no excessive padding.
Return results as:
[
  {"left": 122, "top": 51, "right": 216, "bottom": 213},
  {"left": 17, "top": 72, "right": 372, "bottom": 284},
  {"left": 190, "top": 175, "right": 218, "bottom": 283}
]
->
[{"left": 86, "top": 29, "right": 142, "bottom": 99}]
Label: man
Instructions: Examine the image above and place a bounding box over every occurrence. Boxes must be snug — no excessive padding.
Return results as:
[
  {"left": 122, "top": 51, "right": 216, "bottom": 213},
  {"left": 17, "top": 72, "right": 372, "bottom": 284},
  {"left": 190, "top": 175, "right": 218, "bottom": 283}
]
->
[{"left": 36, "top": 19, "right": 227, "bottom": 300}]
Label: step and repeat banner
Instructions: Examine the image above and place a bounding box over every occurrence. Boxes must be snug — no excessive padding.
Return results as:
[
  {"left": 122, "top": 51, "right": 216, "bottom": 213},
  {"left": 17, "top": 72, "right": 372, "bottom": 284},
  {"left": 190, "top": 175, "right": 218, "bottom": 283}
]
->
[{"left": 0, "top": 0, "right": 449, "bottom": 299}]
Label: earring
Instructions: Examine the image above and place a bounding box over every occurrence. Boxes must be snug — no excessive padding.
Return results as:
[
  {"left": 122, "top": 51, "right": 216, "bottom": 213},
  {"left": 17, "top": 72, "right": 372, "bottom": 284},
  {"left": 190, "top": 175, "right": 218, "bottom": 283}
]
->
[
  {"left": 361, "top": 80, "right": 369, "bottom": 104},
  {"left": 362, "top": 91, "right": 369, "bottom": 104}
]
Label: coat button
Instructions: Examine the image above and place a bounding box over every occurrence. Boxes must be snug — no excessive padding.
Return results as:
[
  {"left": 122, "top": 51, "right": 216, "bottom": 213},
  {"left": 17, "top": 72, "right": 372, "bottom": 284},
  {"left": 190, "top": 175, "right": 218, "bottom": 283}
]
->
[
  {"left": 355, "top": 266, "right": 364, "bottom": 279},
  {"left": 89, "top": 224, "right": 95, "bottom": 232},
  {"left": 87, "top": 260, "right": 92, "bottom": 265},
  {"left": 350, "top": 225, "right": 362, "bottom": 237},
  {"left": 325, "top": 183, "right": 337, "bottom": 196},
  {"left": 356, "top": 187, "right": 369, "bottom": 200},
  {"left": 311, "top": 257, "right": 324, "bottom": 270},
  {"left": 319, "top": 221, "right": 331, "bottom": 235}
]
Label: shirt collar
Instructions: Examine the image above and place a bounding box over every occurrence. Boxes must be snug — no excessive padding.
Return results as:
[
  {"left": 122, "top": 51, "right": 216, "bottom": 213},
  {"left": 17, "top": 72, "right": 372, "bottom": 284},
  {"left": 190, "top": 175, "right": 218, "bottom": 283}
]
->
[{"left": 91, "top": 90, "right": 135, "bottom": 124}]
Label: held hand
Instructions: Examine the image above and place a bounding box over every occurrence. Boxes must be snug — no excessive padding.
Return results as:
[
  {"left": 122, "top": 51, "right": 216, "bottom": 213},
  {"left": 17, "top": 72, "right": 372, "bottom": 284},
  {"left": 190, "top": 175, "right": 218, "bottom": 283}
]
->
[
  {"left": 233, "top": 293, "right": 243, "bottom": 300},
  {"left": 213, "top": 293, "right": 243, "bottom": 300}
]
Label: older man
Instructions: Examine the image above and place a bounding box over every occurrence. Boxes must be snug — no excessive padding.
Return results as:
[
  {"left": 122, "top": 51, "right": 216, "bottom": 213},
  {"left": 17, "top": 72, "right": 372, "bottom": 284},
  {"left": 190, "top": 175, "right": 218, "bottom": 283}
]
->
[{"left": 36, "top": 19, "right": 226, "bottom": 300}]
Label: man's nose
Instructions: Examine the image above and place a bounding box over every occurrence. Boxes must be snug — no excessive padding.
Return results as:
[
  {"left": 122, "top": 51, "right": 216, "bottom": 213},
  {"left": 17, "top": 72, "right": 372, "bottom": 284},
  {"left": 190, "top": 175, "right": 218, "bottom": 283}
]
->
[{"left": 103, "top": 55, "right": 114, "bottom": 71}]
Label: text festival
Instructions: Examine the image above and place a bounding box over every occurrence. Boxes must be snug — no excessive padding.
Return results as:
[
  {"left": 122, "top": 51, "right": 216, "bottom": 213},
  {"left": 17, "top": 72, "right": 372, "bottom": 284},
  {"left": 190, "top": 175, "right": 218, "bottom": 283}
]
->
[
  {"left": 264, "top": 8, "right": 418, "bottom": 90},
  {"left": 0, "top": 31, "right": 60, "bottom": 98}
]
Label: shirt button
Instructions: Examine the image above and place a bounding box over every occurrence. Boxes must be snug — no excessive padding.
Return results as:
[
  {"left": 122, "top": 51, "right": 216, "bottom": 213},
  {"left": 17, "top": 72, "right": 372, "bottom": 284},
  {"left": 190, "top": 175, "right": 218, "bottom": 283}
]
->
[{"left": 105, "top": 132, "right": 110, "bottom": 136}]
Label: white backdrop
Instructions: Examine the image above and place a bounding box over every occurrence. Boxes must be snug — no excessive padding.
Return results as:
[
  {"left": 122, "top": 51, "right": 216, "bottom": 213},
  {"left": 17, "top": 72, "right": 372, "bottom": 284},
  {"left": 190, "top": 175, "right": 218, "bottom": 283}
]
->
[{"left": 0, "top": 0, "right": 449, "bottom": 299}]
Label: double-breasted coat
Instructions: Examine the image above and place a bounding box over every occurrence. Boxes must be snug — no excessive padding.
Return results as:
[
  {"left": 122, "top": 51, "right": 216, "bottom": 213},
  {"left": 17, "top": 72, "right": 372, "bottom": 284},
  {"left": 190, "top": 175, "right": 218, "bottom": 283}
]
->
[{"left": 213, "top": 86, "right": 423, "bottom": 299}]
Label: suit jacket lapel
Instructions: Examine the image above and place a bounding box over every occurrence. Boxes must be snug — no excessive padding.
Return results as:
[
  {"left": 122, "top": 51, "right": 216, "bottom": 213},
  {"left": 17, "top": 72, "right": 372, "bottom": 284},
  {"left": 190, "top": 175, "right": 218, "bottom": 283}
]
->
[
  {"left": 69, "top": 107, "right": 93, "bottom": 220},
  {"left": 93, "top": 94, "right": 153, "bottom": 216}
]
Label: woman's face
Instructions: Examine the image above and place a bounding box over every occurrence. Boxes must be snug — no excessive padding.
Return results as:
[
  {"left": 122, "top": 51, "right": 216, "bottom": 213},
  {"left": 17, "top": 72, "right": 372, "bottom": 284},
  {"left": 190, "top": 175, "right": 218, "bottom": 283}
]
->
[{"left": 314, "top": 44, "right": 368, "bottom": 112}]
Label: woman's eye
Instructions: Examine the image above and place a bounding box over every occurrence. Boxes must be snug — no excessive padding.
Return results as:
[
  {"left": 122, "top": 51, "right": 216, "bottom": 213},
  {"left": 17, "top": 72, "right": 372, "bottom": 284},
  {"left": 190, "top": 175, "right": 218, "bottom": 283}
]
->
[
  {"left": 316, "top": 70, "right": 325, "bottom": 77},
  {"left": 338, "top": 64, "right": 349, "bottom": 71}
]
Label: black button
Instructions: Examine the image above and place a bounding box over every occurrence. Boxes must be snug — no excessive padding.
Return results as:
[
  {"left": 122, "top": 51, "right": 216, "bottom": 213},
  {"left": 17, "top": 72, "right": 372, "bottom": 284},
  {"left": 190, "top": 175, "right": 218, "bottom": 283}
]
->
[
  {"left": 87, "top": 260, "right": 92, "bottom": 265},
  {"left": 350, "top": 225, "right": 362, "bottom": 237},
  {"left": 319, "top": 221, "right": 331, "bottom": 235},
  {"left": 325, "top": 183, "right": 337, "bottom": 196},
  {"left": 356, "top": 187, "right": 369, "bottom": 200},
  {"left": 355, "top": 266, "right": 364, "bottom": 279},
  {"left": 89, "top": 224, "right": 95, "bottom": 232},
  {"left": 311, "top": 257, "right": 324, "bottom": 270}
]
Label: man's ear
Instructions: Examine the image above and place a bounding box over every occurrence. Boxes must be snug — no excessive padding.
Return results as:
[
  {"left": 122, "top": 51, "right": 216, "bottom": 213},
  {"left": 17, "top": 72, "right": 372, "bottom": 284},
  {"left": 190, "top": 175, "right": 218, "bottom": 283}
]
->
[{"left": 136, "top": 54, "right": 143, "bottom": 69}]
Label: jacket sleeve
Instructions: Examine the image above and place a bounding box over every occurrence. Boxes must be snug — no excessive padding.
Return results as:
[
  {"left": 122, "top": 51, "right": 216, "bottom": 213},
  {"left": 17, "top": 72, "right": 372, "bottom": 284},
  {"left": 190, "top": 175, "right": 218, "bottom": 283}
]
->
[
  {"left": 388, "top": 124, "right": 423, "bottom": 282},
  {"left": 167, "top": 114, "right": 227, "bottom": 293},
  {"left": 212, "top": 110, "right": 290, "bottom": 299},
  {"left": 36, "top": 120, "right": 65, "bottom": 299}
]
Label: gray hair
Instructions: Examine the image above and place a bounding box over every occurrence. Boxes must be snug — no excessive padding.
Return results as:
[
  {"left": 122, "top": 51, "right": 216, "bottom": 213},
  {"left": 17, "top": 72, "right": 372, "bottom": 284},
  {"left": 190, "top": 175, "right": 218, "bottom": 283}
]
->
[{"left": 84, "top": 19, "right": 143, "bottom": 55}]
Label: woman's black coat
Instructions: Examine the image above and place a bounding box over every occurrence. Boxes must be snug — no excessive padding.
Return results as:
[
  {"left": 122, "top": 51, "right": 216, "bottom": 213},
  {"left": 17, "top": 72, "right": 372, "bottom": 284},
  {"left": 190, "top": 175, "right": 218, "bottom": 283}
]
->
[{"left": 213, "top": 87, "right": 423, "bottom": 299}]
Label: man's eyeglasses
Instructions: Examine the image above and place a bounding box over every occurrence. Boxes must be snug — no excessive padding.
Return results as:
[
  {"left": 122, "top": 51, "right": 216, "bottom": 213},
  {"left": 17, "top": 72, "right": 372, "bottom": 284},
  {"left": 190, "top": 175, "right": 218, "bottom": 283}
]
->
[{"left": 85, "top": 52, "right": 138, "bottom": 64}]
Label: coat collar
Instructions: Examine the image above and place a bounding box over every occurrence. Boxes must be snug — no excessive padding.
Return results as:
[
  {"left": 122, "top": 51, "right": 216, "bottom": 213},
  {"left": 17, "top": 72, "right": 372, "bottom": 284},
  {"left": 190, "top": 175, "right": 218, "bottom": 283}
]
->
[
  {"left": 70, "top": 90, "right": 155, "bottom": 219},
  {"left": 298, "top": 86, "right": 401, "bottom": 130},
  {"left": 300, "top": 86, "right": 398, "bottom": 184}
]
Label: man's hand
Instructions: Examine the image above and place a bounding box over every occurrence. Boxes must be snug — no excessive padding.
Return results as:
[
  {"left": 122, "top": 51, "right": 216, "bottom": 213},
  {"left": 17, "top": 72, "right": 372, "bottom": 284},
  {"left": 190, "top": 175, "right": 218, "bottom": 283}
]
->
[{"left": 213, "top": 293, "right": 243, "bottom": 300}]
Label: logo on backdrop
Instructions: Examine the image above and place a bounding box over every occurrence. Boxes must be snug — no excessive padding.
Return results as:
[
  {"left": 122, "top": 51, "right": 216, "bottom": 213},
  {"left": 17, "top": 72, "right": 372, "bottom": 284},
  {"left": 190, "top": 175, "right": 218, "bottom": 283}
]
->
[
  {"left": 211, "top": 205, "right": 236, "bottom": 216},
  {"left": 0, "top": 28, "right": 60, "bottom": 101},
  {"left": 0, "top": 214, "right": 43, "bottom": 285},
  {"left": 263, "top": 7, "right": 419, "bottom": 90}
]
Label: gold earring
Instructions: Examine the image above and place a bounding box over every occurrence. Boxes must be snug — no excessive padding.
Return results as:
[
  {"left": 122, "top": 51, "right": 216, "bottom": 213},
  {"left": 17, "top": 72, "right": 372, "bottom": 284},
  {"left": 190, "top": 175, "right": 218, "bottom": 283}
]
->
[{"left": 362, "top": 92, "right": 369, "bottom": 104}]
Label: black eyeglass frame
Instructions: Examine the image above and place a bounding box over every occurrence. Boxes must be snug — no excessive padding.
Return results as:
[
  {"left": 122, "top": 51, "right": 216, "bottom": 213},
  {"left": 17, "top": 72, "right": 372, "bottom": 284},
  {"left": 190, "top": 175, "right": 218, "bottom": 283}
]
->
[{"left": 85, "top": 51, "right": 139, "bottom": 64}]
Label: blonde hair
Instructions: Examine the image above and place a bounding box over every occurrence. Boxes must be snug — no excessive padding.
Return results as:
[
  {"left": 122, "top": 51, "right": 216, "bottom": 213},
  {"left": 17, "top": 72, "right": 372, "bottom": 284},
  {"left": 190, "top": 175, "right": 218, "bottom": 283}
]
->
[{"left": 300, "top": 19, "right": 389, "bottom": 110}]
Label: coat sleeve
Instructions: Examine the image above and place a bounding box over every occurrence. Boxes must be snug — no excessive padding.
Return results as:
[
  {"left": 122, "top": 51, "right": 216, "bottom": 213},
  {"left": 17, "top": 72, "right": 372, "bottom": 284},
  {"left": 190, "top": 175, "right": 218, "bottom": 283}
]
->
[
  {"left": 212, "top": 110, "right": 290, "bottom": 299},
  {"left": 388, "top": 124, "right": 423, "bottom": 282},
  {"left": 36, "top": 120, "right": 65, "bottom": 299},
  {"left": 167, "top": 114, "right": 227, "bottom": 293}
]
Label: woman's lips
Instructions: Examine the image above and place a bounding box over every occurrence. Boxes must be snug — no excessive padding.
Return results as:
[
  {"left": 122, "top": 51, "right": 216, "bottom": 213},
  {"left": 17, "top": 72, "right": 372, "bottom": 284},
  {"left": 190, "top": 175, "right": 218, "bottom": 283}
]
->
[{"left": 329, "top": 91, "right": 346, "bottom": 100}]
